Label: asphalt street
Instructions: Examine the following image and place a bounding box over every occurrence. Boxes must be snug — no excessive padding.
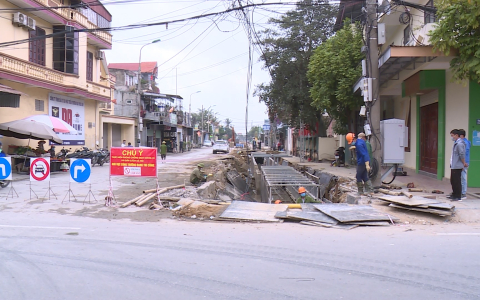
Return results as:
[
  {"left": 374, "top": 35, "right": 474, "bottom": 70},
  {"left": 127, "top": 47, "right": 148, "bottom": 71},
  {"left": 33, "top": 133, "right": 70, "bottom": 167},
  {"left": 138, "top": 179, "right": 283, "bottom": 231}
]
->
[{"left": 0, "top": 147, "right": 479, "bottom": 300}]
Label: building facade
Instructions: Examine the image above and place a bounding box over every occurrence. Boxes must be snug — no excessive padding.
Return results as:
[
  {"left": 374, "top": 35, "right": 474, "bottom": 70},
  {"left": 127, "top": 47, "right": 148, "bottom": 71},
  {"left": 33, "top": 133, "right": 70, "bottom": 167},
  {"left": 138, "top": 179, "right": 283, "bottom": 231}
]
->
[
  {"left": 0, "top": 0, "right": 115, "bottom": 151},
  {"left": 339, "top": 0, "right": 480, "bottom": 187}
]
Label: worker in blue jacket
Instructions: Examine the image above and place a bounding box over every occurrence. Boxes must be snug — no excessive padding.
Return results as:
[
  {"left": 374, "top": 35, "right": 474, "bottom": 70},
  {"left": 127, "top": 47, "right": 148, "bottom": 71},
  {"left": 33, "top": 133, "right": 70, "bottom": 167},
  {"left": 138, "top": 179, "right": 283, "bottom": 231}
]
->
[{"left": 347, "top": 132, "right": 373, "bottom": 195}]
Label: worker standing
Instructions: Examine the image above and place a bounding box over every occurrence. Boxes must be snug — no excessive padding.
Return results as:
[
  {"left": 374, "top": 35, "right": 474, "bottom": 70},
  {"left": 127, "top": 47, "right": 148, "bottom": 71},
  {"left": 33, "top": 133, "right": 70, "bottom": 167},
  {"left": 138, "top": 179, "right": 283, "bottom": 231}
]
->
[
  {"left": 190, "top": 163, "right": 207, "bottom": 185},
  {"left": 160, "top": 141, "right": 167, "bottom": 164},
  {"left": 347, "top": 133, "right": 373, "bottom": 195}
]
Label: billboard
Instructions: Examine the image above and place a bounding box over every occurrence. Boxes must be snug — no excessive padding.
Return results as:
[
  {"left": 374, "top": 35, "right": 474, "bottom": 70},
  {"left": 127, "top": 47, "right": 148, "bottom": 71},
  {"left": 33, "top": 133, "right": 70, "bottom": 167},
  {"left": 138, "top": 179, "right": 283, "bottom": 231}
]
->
[
  {"left": 49, "top": 93, "right": 85, "bottom": 145},
  {"left": 110, "top": 147, "right": 157, "bottom": 177}
]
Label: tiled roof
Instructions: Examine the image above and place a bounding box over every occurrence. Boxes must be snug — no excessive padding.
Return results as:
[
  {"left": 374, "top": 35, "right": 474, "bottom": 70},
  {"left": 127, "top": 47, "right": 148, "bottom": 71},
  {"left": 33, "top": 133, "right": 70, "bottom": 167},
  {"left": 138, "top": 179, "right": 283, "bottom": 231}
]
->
[{"left": 108, "top": 62, "right": 157, "bottom": 73}]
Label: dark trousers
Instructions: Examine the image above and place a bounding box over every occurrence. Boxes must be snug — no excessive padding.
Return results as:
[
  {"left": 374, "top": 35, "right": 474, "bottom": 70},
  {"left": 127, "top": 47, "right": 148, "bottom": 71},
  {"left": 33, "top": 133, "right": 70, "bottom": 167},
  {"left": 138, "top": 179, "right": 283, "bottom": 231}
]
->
[
  {"left": 450, "top": 169, "right": 462, "bottom": 198},
  {"left": 356, "top": 163, "right": 369, "bottom": 183}
]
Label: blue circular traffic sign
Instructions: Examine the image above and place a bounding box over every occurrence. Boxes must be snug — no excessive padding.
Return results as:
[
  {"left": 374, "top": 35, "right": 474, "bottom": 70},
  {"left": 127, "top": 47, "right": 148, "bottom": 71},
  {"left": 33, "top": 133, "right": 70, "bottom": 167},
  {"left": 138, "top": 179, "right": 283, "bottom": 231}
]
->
[
  {"left": 0, "top": 157, "right": 12, "bottom": 180},
  {"left": 70, "top": 159, "right": 91, "bottom": 183}
]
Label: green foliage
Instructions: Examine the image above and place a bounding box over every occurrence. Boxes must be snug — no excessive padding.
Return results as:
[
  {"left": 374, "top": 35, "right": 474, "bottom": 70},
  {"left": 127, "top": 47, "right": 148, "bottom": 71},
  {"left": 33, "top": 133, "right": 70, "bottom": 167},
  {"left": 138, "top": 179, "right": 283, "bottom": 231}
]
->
[
  {"left": 255, "top": 0, "right": 338, "bottom": 134},
  {"left": 307, "top": 23, "right": 364, "bottom": 134},
  {"left": 191, "top": 108, "right": 218, "bottom": 131},
  {"left": 248, "top": 126, "right": 262, "bottom": 139},
  {"left": 429, "top": 0, "right": 480, "bottom": 83}
]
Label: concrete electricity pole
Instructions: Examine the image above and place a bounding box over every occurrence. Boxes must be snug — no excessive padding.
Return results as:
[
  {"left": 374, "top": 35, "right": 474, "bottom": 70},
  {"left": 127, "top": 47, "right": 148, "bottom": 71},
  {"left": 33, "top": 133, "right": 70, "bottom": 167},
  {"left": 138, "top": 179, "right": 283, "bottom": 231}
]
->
[
  {"left": 201, "top": 105, "right": 204, "bottom": 147},
  {"left": 367, "top": 0, "right": 382, "bottom": 185}
]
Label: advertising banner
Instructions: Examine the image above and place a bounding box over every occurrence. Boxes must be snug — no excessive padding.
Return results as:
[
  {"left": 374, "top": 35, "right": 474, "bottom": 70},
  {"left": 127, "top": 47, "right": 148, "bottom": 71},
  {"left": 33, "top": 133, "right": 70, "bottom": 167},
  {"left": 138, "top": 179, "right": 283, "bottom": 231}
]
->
[
  {"left": 110, "top": 147, "right": 157, "bottom": 177},
  {"left": 49, "top": 93, "right": 85, "bottom": 145}
]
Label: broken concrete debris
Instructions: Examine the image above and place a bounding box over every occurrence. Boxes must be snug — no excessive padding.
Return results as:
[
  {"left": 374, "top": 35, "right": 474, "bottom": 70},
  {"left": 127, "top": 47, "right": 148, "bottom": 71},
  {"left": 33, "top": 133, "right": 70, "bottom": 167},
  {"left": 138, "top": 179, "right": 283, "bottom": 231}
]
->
[{"left": 378, "top": 195, "right": 455, "bottom": 217}]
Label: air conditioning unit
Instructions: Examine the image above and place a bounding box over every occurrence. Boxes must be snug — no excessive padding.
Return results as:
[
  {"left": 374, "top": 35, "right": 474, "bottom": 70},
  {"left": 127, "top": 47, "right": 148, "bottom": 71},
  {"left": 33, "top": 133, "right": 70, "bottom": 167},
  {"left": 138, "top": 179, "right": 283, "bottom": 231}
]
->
[
  {"left": 13, "top": 12, "right": 27, "bottom": 27},
  {"left": 95, "top": 50, "right": 104, "bottom": 60},
  {"left": 27, "top": 17, "right": 36, "bottom": 30}
]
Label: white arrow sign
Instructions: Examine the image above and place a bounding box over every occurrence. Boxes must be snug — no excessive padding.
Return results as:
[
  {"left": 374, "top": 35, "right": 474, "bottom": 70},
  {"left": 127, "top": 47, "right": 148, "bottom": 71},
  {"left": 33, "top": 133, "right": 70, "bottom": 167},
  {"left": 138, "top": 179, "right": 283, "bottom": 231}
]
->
[
  {"left": 0, "top": 164, "right": 4, "bottom": 177},
  {"left": 74, "top": 164, "right": 86, "bottom": 178}
]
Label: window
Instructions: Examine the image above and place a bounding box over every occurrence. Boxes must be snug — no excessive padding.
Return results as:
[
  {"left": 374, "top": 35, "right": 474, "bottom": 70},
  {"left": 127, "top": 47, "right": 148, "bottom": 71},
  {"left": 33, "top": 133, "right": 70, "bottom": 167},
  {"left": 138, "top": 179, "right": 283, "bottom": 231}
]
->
[
  {"left": 86, "top": 51, "right": 93, "bottom": 81},
  {"left": 403, "top": 25, "right": 411, "bottom": 45},
  {"left": 53, "top": 26, "right": 79, "bottom": 74},
  {"left": 424, "top": 0, "right": 436, "bottom": 24},
  {"left": 29, "top": 27, "right": 46, "bottom": 66},
  {"left": 0, "top": 92, "right": 20, "bottom": 108},
  {"left": 35, "top": 99, "right": 44, "bottom": 111}
]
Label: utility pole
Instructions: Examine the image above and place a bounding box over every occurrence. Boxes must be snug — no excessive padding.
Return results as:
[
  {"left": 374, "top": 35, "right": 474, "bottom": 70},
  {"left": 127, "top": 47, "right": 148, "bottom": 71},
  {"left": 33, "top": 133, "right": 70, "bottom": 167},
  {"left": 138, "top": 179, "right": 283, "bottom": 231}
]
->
[
  {"left": 201, "top": 105, "right": 204, "bottom": 147},
  {"left": 366, "top": 0, "right": 382, "bottom": 185}
]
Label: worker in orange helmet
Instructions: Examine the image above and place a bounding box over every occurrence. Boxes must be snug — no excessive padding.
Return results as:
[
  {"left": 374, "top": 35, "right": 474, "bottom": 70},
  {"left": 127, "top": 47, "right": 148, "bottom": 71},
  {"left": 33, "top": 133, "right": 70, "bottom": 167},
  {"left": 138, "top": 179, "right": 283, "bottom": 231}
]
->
[
  {"left": 296, "top": 186, "right": 320, "bottom": 203},
  {"left": 348, "top": 132, "right": 373, "bottom": 196}
]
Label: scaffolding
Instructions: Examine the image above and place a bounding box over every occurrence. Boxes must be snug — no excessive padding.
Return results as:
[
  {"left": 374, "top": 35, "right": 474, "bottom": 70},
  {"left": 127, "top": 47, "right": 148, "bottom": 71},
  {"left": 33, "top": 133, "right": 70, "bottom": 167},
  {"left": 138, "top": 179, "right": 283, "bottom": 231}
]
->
[{"left": 260, "top": 166, "right": 319, "bottom": 203}]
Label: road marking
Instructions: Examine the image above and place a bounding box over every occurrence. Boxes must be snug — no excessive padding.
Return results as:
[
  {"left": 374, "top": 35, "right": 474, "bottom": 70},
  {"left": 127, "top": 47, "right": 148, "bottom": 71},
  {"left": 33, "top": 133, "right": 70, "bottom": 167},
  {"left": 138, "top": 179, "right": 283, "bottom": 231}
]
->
[
  {"left": 436, "top": 233, "right": 480, "bottom": 236},
  {"left": 0, "top": 225, "right": 81, "bottom": 230}
]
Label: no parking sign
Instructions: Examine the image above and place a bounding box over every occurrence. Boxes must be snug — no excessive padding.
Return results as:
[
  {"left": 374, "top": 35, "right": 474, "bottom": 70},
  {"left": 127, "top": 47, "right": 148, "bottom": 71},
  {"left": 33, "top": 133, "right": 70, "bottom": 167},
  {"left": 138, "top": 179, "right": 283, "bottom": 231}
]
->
[
  {"left": 0, "top": 157, "right": 12, "bottom": 181},
  {"left": 69, "top": 159, "right": 91, "bottom": 183},
  {"left": 30, "top": 157, "right": 50, "bottom": 182}
]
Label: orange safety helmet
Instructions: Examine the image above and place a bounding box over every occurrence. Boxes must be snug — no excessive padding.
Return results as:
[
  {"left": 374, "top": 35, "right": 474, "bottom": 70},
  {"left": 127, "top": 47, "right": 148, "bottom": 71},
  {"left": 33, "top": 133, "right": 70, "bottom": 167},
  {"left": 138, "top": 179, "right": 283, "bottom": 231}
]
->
[
  {"left": 298, "top": 187, "right": 306, "bottom": 194},
  {"left": 274, "top": 200, "right": 282, "bottom": 204},
  {"left": 346, "top": 133, "right": 356, "bottom": 144}
]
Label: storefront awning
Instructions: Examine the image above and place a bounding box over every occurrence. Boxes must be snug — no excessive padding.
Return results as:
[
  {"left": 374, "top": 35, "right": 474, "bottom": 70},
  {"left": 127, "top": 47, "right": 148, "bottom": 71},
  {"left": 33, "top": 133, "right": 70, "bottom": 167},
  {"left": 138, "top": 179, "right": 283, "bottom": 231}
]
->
[{"left": 378, "top": 46, "right": 455, "bottom": 86}]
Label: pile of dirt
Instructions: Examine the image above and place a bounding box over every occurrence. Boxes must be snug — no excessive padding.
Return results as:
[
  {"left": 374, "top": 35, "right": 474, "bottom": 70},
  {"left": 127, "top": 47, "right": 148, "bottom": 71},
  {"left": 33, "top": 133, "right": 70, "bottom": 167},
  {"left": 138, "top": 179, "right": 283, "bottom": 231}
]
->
[{"left": 173, "top": 202, "right": 227, "bottom": 219}]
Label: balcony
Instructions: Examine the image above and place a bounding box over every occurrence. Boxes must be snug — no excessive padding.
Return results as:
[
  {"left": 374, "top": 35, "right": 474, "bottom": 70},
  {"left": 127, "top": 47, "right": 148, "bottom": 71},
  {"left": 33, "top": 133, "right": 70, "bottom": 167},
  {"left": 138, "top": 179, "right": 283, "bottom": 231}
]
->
[
  {"left": 0, "top": 53, "right": 111, "bottom": 101},
  {"left": 11, "top": 0, "right": 112, "bottom": 46}
]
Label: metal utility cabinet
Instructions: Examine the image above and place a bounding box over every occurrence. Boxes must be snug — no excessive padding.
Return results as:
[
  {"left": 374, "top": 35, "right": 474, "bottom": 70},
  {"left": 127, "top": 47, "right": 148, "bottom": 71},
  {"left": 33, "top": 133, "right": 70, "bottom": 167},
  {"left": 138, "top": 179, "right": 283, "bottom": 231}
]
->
[{"left": 380, "top": 119, "right": 406, "bottom": 164}]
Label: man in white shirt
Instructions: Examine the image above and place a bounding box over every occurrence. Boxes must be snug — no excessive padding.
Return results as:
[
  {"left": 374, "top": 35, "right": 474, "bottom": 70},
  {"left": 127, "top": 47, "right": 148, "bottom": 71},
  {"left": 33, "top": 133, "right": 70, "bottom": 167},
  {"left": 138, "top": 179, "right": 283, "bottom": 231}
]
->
[{"left": 121, "top": 140, "right": 126, "bottom": 147}]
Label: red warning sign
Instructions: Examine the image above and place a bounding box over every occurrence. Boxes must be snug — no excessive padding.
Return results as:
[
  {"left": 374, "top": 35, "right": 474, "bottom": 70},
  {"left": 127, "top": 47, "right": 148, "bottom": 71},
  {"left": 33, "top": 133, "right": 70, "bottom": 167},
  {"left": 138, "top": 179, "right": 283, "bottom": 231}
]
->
[
  {"left": 110, "top": 147, "right": 157, "bottom": 177},
  {"left": 30, "top": 157, "right": 51, "bottom": 182}
]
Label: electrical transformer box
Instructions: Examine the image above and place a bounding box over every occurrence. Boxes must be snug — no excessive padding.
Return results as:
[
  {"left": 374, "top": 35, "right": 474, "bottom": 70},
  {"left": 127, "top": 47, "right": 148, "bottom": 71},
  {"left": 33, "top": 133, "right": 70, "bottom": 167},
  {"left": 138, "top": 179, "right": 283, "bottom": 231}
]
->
[{"left": 380, "top": 119, "right": 405, "bottom": 164}]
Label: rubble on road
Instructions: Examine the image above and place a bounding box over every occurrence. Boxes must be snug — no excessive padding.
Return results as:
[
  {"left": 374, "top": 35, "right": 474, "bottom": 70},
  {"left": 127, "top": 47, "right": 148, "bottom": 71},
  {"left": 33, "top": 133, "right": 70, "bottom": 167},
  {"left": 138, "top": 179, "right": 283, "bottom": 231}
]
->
[{"left": 377, "top": 195, "right": 455, "bottom": 217}]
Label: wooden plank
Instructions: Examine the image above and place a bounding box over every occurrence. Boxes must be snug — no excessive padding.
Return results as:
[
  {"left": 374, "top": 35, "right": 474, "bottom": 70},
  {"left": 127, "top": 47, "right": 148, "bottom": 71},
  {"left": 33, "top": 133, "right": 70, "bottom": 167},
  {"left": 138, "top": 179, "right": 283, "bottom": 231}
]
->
[
  {"left": 313, "top": 204, "right": 393, "bottom": 222},
  {"left": 389, "top": 204, "right": 453, "bottom": 216}
]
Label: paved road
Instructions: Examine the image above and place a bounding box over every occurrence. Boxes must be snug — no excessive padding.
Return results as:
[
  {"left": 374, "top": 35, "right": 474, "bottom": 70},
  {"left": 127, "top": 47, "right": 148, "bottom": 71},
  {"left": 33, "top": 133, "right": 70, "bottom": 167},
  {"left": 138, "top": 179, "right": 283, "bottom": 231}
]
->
[
  {"left": 1, "top": 211, "right": 479, "bottom": 300},
  {"left": 1, "top": 147, "right": 480, "bottom": 299}
]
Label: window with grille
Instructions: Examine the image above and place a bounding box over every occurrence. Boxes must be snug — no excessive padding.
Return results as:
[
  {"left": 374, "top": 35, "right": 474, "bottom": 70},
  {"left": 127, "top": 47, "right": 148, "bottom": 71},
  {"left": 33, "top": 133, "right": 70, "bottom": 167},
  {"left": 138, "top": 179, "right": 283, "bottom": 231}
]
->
[
  {"left": 35, "top": 99, "right": 45, "bottom": 111},
  {"left": 87, "top": 51, "right": 93, "bottom": 81},
  {"left": 53, "top": 26, "right": 79, "bottom": 74},
  {"left": 424, "top": 0, "right": 436, "bottom": 24},
  {"left": 0, "top": 92, "right": 20, "bottom": 108},
  {"left": 29, "top": 27, "right": 46, "bottom": 66}
]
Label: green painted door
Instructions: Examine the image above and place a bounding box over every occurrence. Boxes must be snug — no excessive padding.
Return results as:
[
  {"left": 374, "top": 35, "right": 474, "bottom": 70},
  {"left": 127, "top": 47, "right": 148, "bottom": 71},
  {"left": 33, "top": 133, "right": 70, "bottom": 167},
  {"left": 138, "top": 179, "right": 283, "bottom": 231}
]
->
[{"left": 469, "top": 81, "right": 480, "bottom": 187}]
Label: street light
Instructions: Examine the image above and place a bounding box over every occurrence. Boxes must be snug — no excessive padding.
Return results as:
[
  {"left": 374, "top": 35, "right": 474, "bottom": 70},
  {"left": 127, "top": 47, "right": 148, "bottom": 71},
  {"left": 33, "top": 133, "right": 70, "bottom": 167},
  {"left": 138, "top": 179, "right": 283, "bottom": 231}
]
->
[
  {"left": 189, "top": 91, "right": 201, "bottom": 115},
  {"left": 137, "top": 39, "right": 160, "bottom": 146}
]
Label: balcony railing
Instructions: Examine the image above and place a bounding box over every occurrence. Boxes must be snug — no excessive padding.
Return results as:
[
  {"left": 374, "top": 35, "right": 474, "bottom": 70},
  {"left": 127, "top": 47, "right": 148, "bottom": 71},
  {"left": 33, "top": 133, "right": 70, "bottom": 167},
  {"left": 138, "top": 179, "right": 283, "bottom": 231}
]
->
[
  {"left": 0, "top": 53, "right": 111, "bottom": 99},
  {"left": 32, "top": 0, "right": 112, "bottom": 45}
]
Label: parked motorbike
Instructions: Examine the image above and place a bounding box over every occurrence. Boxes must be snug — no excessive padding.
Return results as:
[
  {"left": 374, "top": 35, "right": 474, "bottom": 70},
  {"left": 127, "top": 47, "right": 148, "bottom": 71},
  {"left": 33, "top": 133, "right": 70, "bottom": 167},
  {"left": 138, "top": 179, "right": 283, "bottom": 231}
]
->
[
  {"left": 66, "top": 147, "right": 95, "bottom": 164},
  {"left": 92, "top": 147, "right": 110, "bottom": 167},
  {"left": 56, "top": 147, "right": 71, "bottom": 160}
]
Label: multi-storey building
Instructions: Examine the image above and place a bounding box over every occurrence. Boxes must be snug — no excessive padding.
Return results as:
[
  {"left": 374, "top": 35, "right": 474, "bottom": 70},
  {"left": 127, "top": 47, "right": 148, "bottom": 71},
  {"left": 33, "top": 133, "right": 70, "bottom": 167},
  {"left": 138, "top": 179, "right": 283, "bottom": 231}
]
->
[
  {"left": 0, "top": 0, "right": 120, "bottom": 150},
  {"left": 338, "top": 0, "right": 480, "bottom": 188},
  {"left": 108, "top": 62, "right": 193, "bottom": 151}
]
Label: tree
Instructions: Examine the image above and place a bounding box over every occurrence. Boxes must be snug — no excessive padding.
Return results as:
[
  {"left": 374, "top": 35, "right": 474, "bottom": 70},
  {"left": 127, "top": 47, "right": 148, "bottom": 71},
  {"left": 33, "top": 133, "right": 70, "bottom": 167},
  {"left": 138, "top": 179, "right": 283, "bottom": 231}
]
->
[
  {"left": 248, "top": 126, "right": 262, "bottom": 139},
  {"left": 224, "top": 118, "right": 232, "bottom": 128},
  {"left": 307, "top": 22, "right": 364, "bottom": 134},
  {"left": 191, "top": 108, "right": 218, "bottom": 133},
  {"left": 429, "top": 0, "right": 480, "bottom": 83},
  {"left": 254, "top": 0, "right": 338, "bottom": 135}
]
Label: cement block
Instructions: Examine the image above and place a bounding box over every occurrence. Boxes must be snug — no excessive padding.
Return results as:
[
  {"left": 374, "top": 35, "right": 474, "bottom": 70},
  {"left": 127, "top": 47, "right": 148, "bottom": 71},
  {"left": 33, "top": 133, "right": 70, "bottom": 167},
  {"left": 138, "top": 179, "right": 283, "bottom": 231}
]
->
[
  {"left": 346, "top": 193, "right": 360, "bottom": 204},
  {"left": 197, "top": 181, "right": 216, "bottom": 199}
]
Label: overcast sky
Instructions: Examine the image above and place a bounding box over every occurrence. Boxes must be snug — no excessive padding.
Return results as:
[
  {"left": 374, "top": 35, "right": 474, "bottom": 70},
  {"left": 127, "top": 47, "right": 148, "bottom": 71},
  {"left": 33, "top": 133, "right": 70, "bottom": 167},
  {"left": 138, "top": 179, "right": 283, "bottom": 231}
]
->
[{"left": 105, "top": 1, "right": 293, "bottom": 134}]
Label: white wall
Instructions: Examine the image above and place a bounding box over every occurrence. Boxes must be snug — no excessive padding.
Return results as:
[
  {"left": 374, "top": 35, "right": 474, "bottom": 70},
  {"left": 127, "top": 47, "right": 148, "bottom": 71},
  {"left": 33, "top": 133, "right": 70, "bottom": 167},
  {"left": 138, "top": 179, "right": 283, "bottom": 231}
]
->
[{"left": 444, "top": 69, "right": 469, "bottom": 178}]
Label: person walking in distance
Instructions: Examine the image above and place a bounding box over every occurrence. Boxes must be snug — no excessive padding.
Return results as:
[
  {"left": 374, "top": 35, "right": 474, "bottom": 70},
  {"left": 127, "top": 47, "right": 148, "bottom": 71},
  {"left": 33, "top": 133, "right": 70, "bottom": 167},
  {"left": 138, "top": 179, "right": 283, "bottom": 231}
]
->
[
  {"left": 449, "top": 129, "right": 467, "bottom": 201},
  {"left": 160, "top": 141, "right": 167, "bottom": 164},
  {"left": 347, "top": 132, "right": 373, "bottom": 195},
  {"left": 459, "top": 129, "right": 471, "bottom": 199}
]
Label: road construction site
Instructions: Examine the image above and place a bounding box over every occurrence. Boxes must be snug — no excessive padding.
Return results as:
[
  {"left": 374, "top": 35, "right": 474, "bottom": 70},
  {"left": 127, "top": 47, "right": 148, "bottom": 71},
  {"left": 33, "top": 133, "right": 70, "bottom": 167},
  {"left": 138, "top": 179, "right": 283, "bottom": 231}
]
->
[{"left": 3, "top": 147, "right": 479, "bottom": 229}]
